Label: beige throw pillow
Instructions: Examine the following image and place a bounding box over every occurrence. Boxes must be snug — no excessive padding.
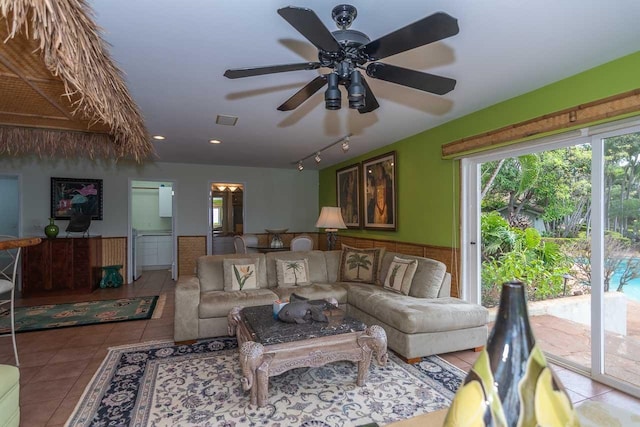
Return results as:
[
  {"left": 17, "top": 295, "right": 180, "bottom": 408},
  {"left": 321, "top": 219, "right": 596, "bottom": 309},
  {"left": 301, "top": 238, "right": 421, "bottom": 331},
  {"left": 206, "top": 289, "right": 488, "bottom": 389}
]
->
[
  {"left": 276, "top": 258, "right": 311, "bottom": 287},
  {"left": 339, "top": 244, "right": 384, "bottom": 284},
  {"left": 223, "top": 259, "right": 258, "bottom": 291},
  {"left": 383, "top": 256, "right": 418, "bottom": 295}
]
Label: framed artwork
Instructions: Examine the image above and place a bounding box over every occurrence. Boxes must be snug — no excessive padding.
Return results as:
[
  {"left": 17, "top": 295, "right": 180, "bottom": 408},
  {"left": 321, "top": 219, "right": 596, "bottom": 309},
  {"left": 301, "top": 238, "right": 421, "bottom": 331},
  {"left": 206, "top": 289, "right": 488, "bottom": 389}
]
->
[
  {"left": 51, "top": 177, "right": 103, "bottom": 220},
  {"left": 336, "top": 163, "right": 361, "bottom": 228},
  {"left": 363, "top": 151, "right": 397, "bottom": 230}
]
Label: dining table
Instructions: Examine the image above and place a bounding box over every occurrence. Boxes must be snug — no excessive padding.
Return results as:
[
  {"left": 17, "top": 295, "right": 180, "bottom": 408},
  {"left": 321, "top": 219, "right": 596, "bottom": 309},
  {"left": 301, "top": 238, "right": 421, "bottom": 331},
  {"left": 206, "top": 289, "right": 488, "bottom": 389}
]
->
[{"left": 247, "top": 246, "right": 291, "bottom": 253}]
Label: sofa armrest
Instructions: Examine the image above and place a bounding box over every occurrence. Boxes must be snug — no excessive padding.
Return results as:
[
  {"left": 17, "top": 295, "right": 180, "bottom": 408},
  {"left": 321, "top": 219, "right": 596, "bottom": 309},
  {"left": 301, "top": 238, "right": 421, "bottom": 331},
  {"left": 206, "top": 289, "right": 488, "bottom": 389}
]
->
[
  {"left": 438, "top": 272, "right": 452, "bottom": 298},
  {"left": 174, "top": 275, "right": 201, "bottom": 342}
]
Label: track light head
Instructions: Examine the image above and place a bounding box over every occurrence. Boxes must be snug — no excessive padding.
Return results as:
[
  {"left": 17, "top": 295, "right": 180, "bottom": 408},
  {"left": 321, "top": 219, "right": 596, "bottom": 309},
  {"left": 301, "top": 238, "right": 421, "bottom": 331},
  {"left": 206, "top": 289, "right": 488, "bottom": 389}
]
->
[
  {"left": 315, "top": 152, "right": 321, "bottom": 163},
  {"left": 342, "top": 137, "right": 350, "bottom": 152},
  {"left": 325, "top": 72, "right": 341, "bottom": 110},
  {"left": 297, "top": 161, "right": 304, "bottom": 171},
  {"left": 348, "top": 70, "right": 365, "bottom": 109}
]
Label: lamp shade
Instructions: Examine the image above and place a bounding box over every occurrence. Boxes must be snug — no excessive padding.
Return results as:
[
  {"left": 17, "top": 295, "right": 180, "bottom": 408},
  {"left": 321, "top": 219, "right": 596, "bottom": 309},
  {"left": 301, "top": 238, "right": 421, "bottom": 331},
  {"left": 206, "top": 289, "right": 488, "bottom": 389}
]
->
[{"left": 315, "top": 206, "right": 347, "bottom": 230}]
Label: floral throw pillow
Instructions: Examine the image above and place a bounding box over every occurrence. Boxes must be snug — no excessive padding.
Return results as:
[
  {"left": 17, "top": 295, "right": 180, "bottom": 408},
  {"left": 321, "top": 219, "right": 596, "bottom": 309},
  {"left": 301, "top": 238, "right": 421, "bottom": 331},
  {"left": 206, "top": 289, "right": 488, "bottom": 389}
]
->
[
  {"left": 276, "top": 258, "right": 311, "bottom": 287},
  {"left": 223, "top": 259, "right": 258, "bottom": 291},
  {"left": 339, "top": 245, "right": 385, "bottom": 284},
  {"left": 383, "top": 256, "right": 418, "bottom": 295}
]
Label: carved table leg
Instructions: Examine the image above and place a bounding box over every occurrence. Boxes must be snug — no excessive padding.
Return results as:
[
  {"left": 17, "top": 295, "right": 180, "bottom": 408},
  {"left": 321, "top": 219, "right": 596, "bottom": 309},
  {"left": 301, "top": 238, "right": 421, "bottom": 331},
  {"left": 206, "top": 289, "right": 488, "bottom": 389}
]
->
[
  {"left": 357, "top": 325, "right": 388, "bottom": 386},
  {"left": 255, "top": 353, "right": 274, "bottom": 407},
  {"left": 228, "top": 306, "right": 242, "bottom": 337},
  {"left": 239, "top": 341, "right": 264, "bottom": 406}
]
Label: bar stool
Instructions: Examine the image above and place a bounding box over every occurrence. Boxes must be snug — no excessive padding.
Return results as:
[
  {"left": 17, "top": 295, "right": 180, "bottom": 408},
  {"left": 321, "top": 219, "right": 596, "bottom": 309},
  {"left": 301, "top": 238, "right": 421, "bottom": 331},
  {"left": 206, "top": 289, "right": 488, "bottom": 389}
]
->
[{"left": 0, "top": 236, "right": 21, "bottom": 366}]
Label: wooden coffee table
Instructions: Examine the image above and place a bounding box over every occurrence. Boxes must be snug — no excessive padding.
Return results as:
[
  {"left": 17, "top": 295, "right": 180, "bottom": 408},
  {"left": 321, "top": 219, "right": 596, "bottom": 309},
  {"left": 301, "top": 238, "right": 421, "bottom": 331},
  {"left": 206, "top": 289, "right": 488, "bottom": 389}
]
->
[{"left": 227, "top": 303, "right": 388, "bottom": 407}]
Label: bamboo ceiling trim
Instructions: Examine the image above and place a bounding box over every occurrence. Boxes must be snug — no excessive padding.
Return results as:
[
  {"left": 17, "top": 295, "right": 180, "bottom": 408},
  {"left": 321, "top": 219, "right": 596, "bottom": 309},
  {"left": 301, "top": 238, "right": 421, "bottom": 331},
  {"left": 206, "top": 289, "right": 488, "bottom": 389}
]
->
[
  {"left": 442, "top": 88, "right": 640, "bottom": 158},
  {"left": 0, "top": 0, "right": 153, "bottom": 161}
]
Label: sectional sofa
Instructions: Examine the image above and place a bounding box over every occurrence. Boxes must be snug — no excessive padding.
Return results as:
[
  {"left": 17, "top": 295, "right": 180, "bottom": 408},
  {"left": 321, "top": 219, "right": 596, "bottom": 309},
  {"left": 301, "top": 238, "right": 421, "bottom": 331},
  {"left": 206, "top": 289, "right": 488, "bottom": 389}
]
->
[{"left": 174, "top": 249, "right": 489, "bottom": 360}]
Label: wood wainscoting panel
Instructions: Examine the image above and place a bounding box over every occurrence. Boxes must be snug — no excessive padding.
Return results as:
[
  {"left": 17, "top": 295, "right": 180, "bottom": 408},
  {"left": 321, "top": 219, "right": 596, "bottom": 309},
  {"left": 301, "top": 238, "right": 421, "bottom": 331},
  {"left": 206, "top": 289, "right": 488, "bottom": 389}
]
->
[
  {"left": 101, "top": 237, "right": 127, "bottom": 280},
  {"left": 178, "top": 236, "right": 207, "bottom": 277}
]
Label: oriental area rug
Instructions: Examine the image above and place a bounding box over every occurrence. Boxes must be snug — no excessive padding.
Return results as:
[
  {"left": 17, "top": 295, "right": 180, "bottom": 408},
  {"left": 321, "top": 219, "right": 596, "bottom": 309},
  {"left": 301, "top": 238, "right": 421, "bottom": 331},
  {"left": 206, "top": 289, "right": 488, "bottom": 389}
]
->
[
  {"left": 0, "top": 295, "right": 161, "bottom": 333},
  {"left": 65, "top": 337, "right": 465, "bottom": 427}
]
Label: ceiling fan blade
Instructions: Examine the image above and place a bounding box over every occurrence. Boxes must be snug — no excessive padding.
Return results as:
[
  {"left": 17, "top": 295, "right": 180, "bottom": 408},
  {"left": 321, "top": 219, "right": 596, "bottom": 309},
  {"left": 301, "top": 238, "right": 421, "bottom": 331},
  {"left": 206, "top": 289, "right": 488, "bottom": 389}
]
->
[
  {"left": 278, "top": 6, "right": 342, "bottom": 53},
  {"left": 224, "top": 62, "right": 321, "bottom": 79},
  {"left": 366, "top": 63, "right": 456, "bottom": 95},
  {"left": 361, "top": 12, "right": 459, "bottom": 60},
  {"left": 358, "top": 78, "right": 379, "bottom": 113},
  {"left": 277, "top": 75, "right": 328, "bottom": 111}
]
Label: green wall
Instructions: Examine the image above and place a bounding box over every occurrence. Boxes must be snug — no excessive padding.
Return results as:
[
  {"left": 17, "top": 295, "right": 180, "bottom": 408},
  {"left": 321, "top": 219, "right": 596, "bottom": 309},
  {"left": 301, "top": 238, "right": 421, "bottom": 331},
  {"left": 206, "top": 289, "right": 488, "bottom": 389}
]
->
[{"left": 319, "top": 50, "right": 640, "bottom": 247}]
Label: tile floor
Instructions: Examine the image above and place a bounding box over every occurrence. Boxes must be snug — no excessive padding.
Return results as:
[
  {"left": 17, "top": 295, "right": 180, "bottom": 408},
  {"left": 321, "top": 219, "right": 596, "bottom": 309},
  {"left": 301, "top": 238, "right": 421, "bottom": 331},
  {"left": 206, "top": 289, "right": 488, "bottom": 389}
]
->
[{"left": 1, "top": 269, "right": 639, "bottom": 426}]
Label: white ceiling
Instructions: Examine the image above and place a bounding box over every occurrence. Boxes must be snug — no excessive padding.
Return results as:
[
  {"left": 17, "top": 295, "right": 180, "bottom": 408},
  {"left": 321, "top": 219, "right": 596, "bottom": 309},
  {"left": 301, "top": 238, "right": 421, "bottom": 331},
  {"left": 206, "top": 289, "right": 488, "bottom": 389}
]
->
[{"left": 90, "top": 0, "right": 640, "bottom": 170}]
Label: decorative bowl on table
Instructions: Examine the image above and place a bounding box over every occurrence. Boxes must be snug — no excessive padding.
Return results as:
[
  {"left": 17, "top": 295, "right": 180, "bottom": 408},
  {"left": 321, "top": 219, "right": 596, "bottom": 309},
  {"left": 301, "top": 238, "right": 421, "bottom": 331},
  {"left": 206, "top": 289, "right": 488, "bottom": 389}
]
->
[{"left": 265, "top": 228, "right": 288, "bottom": 248}]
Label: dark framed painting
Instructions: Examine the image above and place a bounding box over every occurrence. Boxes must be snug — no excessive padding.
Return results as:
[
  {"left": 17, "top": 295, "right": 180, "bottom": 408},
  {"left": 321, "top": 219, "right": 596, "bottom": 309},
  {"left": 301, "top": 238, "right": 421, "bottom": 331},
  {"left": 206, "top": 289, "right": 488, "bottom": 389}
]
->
[
  {"left": 336, "top": 163, "right": 361, "bottom": 228},
  {"left": 363, "top": 151, "right": 396, "bottom": 230},
  {"left": 51, "top": 177, "right": 103, "bottom": 220}
]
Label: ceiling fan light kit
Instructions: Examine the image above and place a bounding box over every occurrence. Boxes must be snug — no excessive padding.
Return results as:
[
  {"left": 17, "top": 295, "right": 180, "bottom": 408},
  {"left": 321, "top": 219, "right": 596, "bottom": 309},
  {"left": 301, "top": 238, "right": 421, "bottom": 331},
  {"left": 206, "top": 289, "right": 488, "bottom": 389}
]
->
[{"left": 224, "top": 4, "right": 459, "bottom": 113}]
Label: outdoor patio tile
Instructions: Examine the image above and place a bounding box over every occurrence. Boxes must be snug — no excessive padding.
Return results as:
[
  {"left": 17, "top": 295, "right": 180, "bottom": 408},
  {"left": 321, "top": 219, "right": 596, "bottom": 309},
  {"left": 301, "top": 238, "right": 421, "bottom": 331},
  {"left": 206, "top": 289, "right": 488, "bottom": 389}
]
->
[
  {"left": 555, "top": 369, "right": 610, "bottom": 398},
  {"left": 591, "top": 389, "right": 640, "bottom": 414}
]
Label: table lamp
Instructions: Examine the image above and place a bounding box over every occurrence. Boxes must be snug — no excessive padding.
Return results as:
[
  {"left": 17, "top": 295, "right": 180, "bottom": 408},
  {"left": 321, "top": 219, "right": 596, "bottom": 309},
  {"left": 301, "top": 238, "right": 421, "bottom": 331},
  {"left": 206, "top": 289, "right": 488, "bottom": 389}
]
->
[{"left": 315, "top": 206, "right": 346, "bottom": 250}]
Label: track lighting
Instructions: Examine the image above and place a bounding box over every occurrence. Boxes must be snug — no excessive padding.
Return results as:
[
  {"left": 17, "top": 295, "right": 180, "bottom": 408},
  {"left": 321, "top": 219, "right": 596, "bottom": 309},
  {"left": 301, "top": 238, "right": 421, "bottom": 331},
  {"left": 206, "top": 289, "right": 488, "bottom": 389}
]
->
[
  {"left": 292, "top": 134, "right": 353, "bottom": 170},
  {"left": 342, "top": 137, "right": 350, "bottom": 152},
  {"left": 325, "top": 72, "right": 341, "bottom": 110}
]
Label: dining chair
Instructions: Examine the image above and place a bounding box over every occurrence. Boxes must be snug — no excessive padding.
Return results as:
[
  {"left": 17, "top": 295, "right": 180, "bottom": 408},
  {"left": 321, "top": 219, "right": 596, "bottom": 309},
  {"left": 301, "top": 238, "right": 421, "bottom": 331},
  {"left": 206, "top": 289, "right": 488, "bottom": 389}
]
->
[
  {"left": 290, "top": 234, "right": 314, "bottom": 251},
  {"left": 0, "top": 236, "right": 21, "bottom": 366},
  {"left": 233, "top": 236, "right": 247, "bottom": 253},
  {"left": 234, "top": 234, "right": 259, "bottom": 253}
]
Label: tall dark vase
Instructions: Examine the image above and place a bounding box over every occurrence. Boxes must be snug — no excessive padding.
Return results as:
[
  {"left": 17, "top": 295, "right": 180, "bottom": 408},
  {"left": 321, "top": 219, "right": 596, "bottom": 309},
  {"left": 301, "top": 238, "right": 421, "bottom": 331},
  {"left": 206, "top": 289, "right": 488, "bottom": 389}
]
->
[{"left": 444, "top": 281, "right": 579, "bottom": 426}]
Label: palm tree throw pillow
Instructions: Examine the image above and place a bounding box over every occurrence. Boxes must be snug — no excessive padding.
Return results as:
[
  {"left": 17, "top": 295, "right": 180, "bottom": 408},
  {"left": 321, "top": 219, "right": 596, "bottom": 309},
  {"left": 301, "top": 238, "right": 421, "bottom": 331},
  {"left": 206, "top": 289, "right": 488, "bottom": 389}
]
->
[
  {"left": 383, "top": 256, "right": 418, "bottom": 295},
  {"left": 223, "top": 259, "right": 258, "bottom": 291},
  {"left": 275, "top": 258, "right": 311, "bottom": 286},
  {"left": 338, "top": 244, "right": 385, "bottom": 284}
]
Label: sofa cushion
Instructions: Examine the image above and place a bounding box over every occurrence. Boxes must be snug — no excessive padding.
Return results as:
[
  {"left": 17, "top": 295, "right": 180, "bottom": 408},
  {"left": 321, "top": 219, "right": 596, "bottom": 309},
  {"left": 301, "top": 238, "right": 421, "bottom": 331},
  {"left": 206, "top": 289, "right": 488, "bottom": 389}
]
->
[
  {"left": 223, "top": 259, "right": 259, "bottom": 291},
  {"left": 383, "top": 256, "right": 418, "bottom": 295},
  {"left": 273, "top": 282, "right": 350, "bottom": 304},
  {"left": 198, "top": 253, "right": 266, "bottom": 292},
  {"left": 348, "top": 285, "right": 488, "bottom": 334},
  {"left": 275, "top": 258, "right": 311, "bottom": 286},
  {"left": 266, "top": 251, "right": 328, "bottom": 288},
  {"left": 338, "top": 244, "right": 385, "bottom": 284},
  {"left": 199, "top": 289, "right": 278, "bottom": 318},
  {"left": 380, "top": 252, "right": 447, "bottom": 299}
]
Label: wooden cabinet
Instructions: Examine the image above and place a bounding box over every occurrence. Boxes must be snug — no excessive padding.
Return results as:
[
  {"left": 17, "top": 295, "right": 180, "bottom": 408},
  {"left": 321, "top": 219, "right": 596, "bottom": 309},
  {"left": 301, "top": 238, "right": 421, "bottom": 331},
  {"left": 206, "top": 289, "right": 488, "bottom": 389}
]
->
[{"left": 22, "top": 236, "right": 102, "bottom": 296}]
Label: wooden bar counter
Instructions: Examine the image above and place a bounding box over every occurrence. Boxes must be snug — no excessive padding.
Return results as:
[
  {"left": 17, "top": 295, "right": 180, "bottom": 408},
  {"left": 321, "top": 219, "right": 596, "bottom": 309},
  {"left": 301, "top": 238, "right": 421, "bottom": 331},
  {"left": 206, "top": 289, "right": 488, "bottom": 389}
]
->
[{"left": 21, "top": 236, "right": 102, "bottom": 297}]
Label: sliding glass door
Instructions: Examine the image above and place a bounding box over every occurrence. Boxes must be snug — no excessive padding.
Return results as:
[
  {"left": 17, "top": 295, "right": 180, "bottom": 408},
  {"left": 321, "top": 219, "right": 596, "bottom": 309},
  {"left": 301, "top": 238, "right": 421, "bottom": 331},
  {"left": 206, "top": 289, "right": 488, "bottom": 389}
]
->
[{"left": 461, "top": 120, "right": 640, "bottom": 397}]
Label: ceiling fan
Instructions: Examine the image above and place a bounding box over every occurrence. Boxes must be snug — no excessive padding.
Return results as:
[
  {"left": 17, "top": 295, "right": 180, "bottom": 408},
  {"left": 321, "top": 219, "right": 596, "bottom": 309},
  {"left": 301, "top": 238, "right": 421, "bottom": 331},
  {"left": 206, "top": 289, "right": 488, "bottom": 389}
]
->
[{"left": 224, "top": 4, "right": 459, "bottom": 113}]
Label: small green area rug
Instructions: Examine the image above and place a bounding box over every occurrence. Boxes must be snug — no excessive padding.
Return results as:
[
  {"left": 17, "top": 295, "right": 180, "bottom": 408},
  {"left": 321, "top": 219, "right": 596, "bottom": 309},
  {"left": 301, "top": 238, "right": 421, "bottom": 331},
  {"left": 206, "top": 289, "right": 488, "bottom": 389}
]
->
[
  {"left": 0, "top": 296, "right": 160, "bottom": 334},
  {"left": 65, "top": 337, "right": 464, "bottom": 427}
]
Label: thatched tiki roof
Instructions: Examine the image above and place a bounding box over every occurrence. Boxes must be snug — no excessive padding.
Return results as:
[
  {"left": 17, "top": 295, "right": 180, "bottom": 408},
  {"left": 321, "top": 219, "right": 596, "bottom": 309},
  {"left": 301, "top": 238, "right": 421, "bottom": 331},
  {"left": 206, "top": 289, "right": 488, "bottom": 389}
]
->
[{"left": 0, "top": 0, "right": 153, "bottom": 161}]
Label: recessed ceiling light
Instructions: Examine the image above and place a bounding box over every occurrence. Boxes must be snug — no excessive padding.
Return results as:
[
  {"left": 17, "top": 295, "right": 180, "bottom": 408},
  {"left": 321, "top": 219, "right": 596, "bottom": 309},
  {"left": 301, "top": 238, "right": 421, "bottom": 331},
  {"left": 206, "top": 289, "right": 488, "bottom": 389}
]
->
[
  {"left": 152, "top": 135, "right": 165, "bottom": 140},
  {"left": 209, "top": 139, "right": 221, "bottom": 144}
]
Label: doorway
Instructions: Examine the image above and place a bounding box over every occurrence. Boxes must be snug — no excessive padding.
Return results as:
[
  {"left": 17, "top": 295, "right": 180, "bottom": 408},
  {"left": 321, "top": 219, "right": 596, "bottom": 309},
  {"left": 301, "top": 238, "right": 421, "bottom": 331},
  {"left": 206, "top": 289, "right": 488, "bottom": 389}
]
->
[
  {"left": 129, "top": 179, "right": 176, "bottom": 282},
  {"left": 461, "top": 118, "right": 640, "bottom": 397},
  {"left": 209, "top": 182, "right": 244, "bottom": 255}
]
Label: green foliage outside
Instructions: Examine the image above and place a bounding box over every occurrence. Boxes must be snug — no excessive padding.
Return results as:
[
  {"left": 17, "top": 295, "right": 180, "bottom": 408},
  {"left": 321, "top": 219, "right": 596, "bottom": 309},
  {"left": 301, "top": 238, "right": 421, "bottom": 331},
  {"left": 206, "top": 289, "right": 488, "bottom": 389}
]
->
[{"left": 481, "top": 212, "right": 572, "bottom": 307}]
